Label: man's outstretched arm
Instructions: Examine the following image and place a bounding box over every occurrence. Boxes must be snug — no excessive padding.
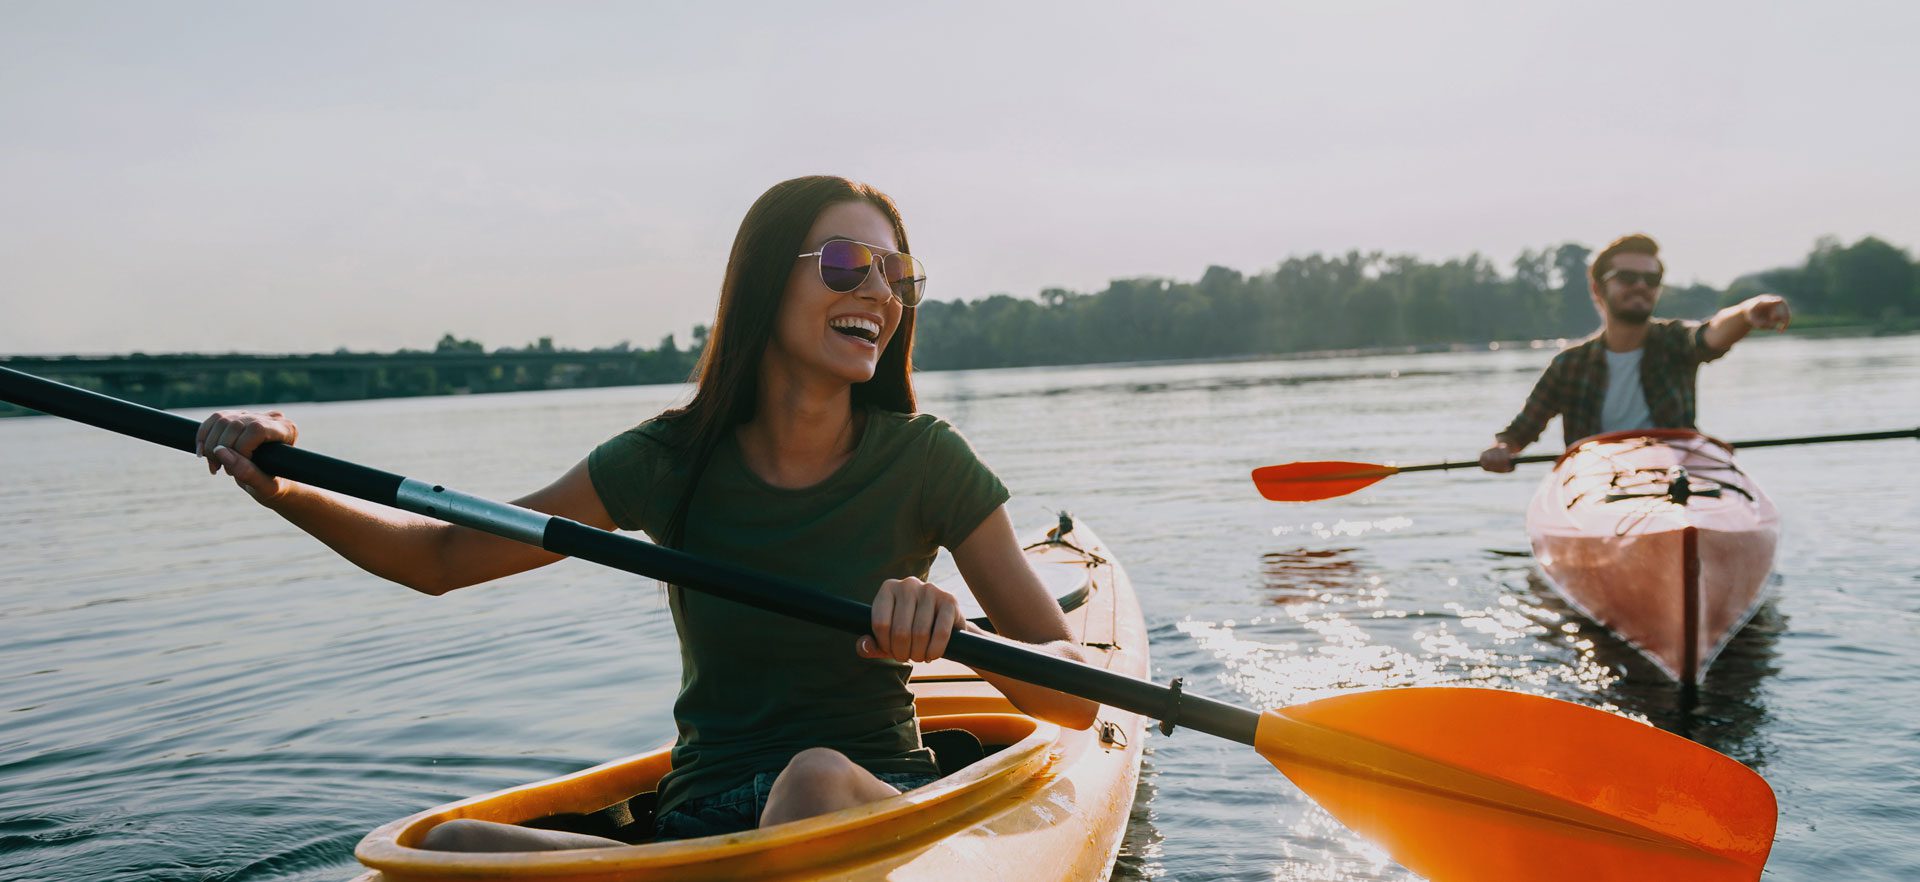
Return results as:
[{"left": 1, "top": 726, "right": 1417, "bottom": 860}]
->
[{"left": 1702, "top": 294, "right": 1791, "bottom": 354}]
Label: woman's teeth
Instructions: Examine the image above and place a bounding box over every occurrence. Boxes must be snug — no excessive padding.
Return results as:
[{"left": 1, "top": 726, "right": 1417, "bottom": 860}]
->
[{"left": 829, "top": 316, "right": 880, "bottom": 342}]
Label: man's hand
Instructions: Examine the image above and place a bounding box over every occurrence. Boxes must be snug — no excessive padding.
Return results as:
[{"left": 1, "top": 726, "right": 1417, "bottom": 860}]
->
[
  {"left": 1742, "top": 294, "right": 1791, "bottom": 332},
  {"left": 1479, "top": 443, "right": 1517, "bottom": 473}
]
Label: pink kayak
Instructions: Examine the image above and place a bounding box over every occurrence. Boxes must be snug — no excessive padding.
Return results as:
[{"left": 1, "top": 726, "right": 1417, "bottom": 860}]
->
[{"left": 1526, "top": 429, "right": 1780, "bottom": 684}]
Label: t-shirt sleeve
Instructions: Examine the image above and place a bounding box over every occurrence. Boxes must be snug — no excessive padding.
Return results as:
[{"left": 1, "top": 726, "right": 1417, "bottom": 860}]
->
[
  {"left": 587, "top": 424, "right": 679, "bottom": 534},
  {"left": 1494, "top": 351, "right": 1568, "bottom": 450},
  {"left": 1678, "top": 319, "right": 1729, "bottom": 364},
  {"left": 919, "top": 419, "right": 1012, "bottom": 551}
]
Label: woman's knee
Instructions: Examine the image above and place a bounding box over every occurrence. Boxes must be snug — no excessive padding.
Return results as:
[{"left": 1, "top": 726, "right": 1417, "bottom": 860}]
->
[
  {"left": 418, "top": 817, "right": 624, "bottom": 853},
  {"left": 419, "top": 818, "right": 504, "bottom": 852},
  {"left": 770, "top": 748, "right": 899, "bottom": 806},
  {"left": 762, "top": 748, "right": 897, "bottom": 826},
  {"left": 776, "top": 747, "right": 862, "bottom": 791}
]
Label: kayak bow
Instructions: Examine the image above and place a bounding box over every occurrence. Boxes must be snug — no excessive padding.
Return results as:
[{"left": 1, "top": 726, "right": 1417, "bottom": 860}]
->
[{"left": 1527, "top": 430, "right": 1780, "bottom": 684}]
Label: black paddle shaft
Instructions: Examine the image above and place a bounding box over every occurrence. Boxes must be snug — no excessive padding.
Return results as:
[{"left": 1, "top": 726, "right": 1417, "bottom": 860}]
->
[
  {"left": 1393, "top": 427, "right": 1920, "bottom": 474},
  {"left": 0, "top": 366, "right": 1261, "bottom": 746}
]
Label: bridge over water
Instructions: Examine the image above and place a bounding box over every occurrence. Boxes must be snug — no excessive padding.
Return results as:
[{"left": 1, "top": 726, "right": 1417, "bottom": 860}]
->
[{"left": 0, "top": 350, "right": 696, "bottom": 416}]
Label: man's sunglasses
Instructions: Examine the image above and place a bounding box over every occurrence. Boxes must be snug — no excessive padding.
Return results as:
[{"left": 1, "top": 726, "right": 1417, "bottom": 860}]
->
[
  {"left": 796, "top": 239, "right": 927, "bottom": 307},
  {"left": 1603, "top": 268, "right": 1663, "bottom": 288}
]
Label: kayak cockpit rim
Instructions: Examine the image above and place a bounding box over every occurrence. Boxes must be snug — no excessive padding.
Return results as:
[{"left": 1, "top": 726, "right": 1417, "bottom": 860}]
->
[{"left": 354, "top": 717, "right": 1060, "bottom": 874}]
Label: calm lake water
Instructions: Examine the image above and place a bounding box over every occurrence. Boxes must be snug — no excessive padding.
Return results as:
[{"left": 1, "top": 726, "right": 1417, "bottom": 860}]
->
[{"left": 3, "top": 334, "right": 1917, "bottom": 881}]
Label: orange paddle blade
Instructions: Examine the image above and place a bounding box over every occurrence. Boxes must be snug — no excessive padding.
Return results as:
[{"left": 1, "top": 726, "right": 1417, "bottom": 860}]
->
[
  {"left": 1250, "top": 461, "right": 1400, "bottom": 502},
  {"left": 1259, "top": 687, "right": 1774, "bottom": 882}
]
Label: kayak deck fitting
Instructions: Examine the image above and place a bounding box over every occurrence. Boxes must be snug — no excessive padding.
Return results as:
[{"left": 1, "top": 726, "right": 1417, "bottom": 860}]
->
[{"left": 1526, "top": 429, "right": 1780, "bottom": 684}]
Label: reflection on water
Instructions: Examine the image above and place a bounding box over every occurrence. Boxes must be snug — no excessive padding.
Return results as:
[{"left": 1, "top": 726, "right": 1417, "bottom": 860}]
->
[
  {"left": 1678, "top": 602, "right": 1786, "bottom": 767},
  {"left": 1191, "top": 547, "right": 1635, "bottom": 714},
  {"left": 1596, "top": 595, "right": 1786, "bottom": 768},
  {"left": 1259, "top": 548, "right": 1370, "bottom": 604},
  {"left": 1517, "top": 568, "right": 1785, "bottom": 765},
  {"left": 938, "top": 365, "right": 1472, "bottom": 405},
  {"left": 1111, "top": 755, "right": 1165, "bottom": 881}
]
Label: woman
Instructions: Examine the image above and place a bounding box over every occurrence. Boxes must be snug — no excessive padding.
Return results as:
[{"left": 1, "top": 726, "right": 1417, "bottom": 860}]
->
[{"left": 194, "top": 176, "right": 1097, "bottom": 849}]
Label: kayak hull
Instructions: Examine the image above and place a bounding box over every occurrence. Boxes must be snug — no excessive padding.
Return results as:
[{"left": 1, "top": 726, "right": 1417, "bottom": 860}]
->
[
  {"left": 1526, "top": 430, "right": 1778, "bottom": 684},
  {"left": 350, "top": 519, "right": 1148, "bottom": 881}
]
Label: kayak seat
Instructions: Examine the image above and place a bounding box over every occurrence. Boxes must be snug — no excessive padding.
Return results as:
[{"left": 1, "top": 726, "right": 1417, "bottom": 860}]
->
[
  {"left": 516, "top": 724, "right": 1002, "bottom": 843},
  {"left": 924, "top": 727, "right": 987, "bottom": 776},
  {"left": 521, "top": 790, "right": 657, "bottom": 845}
]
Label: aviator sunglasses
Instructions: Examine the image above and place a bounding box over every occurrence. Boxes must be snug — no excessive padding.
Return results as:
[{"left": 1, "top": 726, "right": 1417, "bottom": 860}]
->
[
  {"left": 1603, "top": 268, "right": 1663, "bottom": 288},
  {"left": 796, "top": 239, "right": 928, "bottom": 307}
]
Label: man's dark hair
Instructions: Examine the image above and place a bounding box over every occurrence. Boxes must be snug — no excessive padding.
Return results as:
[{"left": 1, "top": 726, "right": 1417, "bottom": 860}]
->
[{"left": 1589, "top": 233, "right": 1663, "bottom": 287}]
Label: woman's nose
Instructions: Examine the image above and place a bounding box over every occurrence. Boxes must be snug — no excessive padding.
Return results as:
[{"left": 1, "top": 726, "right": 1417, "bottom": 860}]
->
[{"left": 854, "top": 267, "right": 893, "bottom": 302}]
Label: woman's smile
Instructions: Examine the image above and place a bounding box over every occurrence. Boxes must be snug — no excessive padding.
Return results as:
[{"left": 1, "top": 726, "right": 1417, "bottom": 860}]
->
[{"left": 829, "top": 311, "right": 884, "bottom": 349}]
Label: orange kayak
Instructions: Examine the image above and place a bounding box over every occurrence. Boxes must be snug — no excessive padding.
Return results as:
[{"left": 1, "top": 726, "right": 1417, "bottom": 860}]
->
[
  {"left": 1526, "top": 430, "right": 1779, "bottom": 684},
  {"left": 349, "top": 518, "right": 1148, "bottom": 881}
]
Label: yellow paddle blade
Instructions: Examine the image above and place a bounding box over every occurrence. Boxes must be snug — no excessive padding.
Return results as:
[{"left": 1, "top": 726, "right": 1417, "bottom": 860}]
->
[
  {"left": 1258, "top": 687, "right": 1774, "bottom": 882},
  {"left": 1250, "top": 461, "right": 1400, "bottom": 502}
]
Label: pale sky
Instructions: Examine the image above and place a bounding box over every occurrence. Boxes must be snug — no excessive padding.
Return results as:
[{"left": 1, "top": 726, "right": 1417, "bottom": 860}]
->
[{"left": 3, "top": 1, "right": 1916, "bottom": 355}]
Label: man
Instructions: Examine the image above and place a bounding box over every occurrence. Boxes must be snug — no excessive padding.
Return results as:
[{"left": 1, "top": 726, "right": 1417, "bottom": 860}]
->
[{"left": 1480, "top": 234, "right": 1791, "bottom": 471}]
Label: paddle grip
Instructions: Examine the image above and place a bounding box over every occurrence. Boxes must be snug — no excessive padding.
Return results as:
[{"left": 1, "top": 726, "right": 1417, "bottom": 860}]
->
[
  {"left": 0, "top": 366, "right": 407, "bottom": 506},
  {"left": 1392, "top": 426, "right": 1920, "bottom": 473},
  {"left": 1730, "top": 427, "right": 1920, "bottom": 448},
  {"left": 541, "top": 518, "right": 877, "bottom": 635},
  {"left": 945, "top": 633, "right": 1260, "bottom": 744},
  {"left": 2, "top": 365, "right": 202, "bottom": 453},
  {"left": 1396, "top": 452, "right": 1560, "bottom": 473}
]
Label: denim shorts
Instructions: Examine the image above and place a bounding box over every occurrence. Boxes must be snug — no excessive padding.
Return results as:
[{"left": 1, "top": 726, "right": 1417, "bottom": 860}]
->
[{"left": 653, "top": 768, "right": 940, "bottom": 841}]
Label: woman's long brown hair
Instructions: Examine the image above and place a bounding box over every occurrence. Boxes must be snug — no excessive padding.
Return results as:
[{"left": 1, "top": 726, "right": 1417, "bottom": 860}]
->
[{"left": 658, "top": 176, "right": 918, "bottom": 547}]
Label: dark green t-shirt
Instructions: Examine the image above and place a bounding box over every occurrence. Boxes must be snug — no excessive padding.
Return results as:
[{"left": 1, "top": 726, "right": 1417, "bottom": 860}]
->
[{"left": 587, "top": 407, "right": 1010, "bottom": 815}]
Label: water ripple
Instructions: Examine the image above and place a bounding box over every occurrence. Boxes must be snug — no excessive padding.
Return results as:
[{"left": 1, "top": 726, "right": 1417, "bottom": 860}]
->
[{"left": 3, "top": 337, "right": 1917, "bottom": 880}]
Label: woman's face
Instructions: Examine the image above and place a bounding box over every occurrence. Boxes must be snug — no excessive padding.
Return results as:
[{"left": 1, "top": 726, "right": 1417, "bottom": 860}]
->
[{"left": 768, "top": 200, "right": 907, "bottom": 387}]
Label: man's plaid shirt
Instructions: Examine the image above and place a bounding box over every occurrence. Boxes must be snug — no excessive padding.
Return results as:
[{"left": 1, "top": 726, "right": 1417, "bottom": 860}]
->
[{"left": 1496, "top": 318, "right": 1728, "bottom": 450}]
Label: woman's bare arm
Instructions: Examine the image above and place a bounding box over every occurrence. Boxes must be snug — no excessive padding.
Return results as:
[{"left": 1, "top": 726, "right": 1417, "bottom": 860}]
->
[
  {"left": 947, "top": 507, "right": 1100, "bottom": 730},
  {"left": 201, "top": 410, "right": 615, "bottom": 595}
]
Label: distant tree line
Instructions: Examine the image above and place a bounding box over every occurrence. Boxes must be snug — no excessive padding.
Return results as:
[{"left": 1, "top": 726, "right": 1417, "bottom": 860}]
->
[
  {"left": 0, "top": 330, "right": 706, "bottom": 417},
  {"left": 4, "top": 235, "right": 1912, "bottom": 417},
  {"left": 424, "top": 329, "right": 705, "bottom": 387},
  {"left": 910, "top": 235, "right": 1917, "bottom": 370},
  {"left": 1719, "top": 236, "right": 1918, "bottom": 324}
]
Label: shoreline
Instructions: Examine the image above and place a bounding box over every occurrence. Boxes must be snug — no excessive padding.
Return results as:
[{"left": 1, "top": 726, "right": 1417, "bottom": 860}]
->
[{"left": 4, "top": 325, "right": 1913, "bottom": 418}]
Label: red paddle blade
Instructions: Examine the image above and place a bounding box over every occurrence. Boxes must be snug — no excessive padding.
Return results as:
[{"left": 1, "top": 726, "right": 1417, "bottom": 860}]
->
[
  {"left": 1258, "top": 687, "right": 1775, "bottom": 882},
  {"left": 1250, "top": 461, "right": 1399, "bottom": 502}
]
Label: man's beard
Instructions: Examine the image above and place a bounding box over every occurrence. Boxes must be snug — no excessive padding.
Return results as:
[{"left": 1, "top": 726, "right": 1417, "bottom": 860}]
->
[{"left": 1606, "top": 298, "right": 1654, "bottom": 324}]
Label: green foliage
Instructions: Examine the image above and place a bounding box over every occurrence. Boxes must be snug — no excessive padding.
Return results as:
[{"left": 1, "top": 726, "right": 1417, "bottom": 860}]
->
[
  {"left": 435, "top": 333, "right": 485, "bottom": 354},
  {"left": 913, "top": 236, "right": 1917, "bottom": 370},
  {"left": 1729, "top": 235, "right": 1920, "bottom": 320},
  {"left": 1823, "top": 237, "right": 1915, "bottom": 318},
  {"left": 6, "top": 236, "right": 1912, "bottom": 418}
]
